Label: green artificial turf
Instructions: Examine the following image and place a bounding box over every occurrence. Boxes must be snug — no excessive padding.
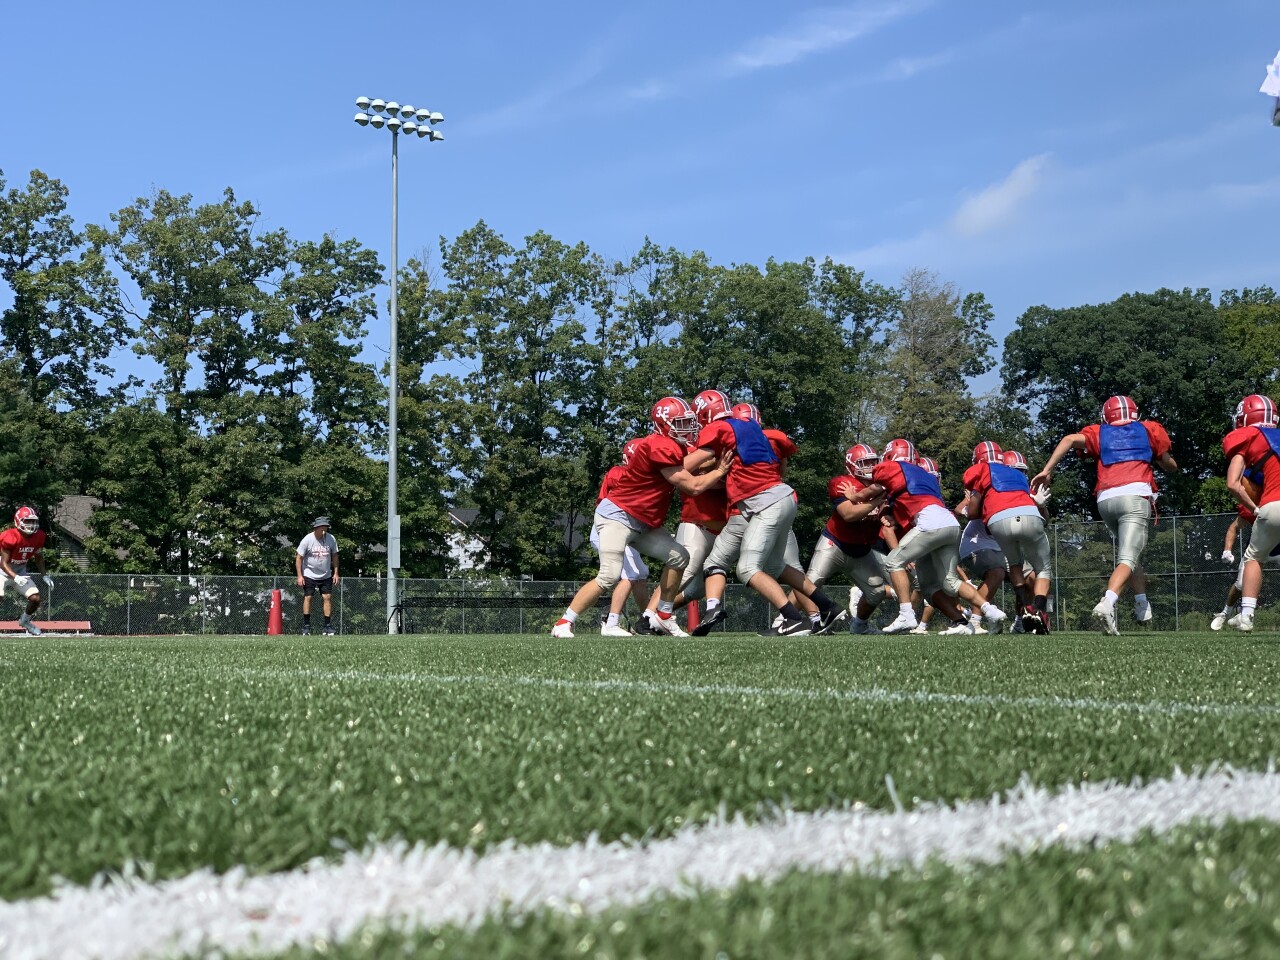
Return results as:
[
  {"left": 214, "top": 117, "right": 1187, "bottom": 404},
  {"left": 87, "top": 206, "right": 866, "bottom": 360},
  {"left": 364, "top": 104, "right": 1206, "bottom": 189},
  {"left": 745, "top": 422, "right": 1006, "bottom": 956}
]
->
[
  {"left": 2, "top": 632, "right": 1279, "bottom": 901},
  {"left": 241, "top": 819, "right": 1280, "bottom": 960}
]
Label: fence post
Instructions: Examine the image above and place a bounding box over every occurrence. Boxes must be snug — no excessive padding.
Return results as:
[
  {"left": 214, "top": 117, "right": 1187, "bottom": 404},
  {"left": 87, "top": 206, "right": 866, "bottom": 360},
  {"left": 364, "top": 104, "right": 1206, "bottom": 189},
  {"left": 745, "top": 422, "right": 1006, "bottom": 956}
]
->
[
  {"left": 126, "top": 577, "right": 132, "bottom": 636},
  {"left": 1171, "top": 514, "right": 1180, "bottom": 631},
  {"left": 1052, "top": 522, "right": 1061, "bottom": 632}
]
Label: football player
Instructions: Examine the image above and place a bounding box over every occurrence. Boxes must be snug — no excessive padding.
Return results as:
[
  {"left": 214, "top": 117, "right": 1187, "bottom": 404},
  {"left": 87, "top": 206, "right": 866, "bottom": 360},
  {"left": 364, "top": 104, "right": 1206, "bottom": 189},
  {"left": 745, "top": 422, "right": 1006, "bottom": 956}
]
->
[
  {"left": 806, "top": 443, "right": 890, "bottom": 635},
  {"left": 594, "top": 438, "right": 653, "bottom": 636},
  {"left": 552, "top": 398, "right": 732, "bottom": 639},
  {"left": 684, "top": 390, "right": 842, "bottom": 637},
  {"left": 1222, "top": 394, "right": 1280, "bottom": 631},
  {"left": 842, "top": 439, "right": 1008, "bottom": 634},
  {"left": 0, "top": 506, "right": 50, "bottom": 636},
  {"left": 1032, "top": 395, "right": 1178, "bottom": 635},
  {"left": 961, "top": 441, "right": 1053, "bottom": 634}
]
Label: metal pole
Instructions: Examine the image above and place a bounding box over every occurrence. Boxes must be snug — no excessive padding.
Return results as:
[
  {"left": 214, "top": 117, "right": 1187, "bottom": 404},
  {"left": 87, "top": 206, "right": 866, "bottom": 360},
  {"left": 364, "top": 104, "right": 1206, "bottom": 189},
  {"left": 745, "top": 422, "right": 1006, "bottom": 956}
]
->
[
  {"left": 387, "top": 130, "right": 400, "bottom": 634},
  {"left": 1052, "top": 522, "right": 1061, "bottom": 632},
  {"left": 1171, "top": 515, "right": 1179, "bottom": 631}
]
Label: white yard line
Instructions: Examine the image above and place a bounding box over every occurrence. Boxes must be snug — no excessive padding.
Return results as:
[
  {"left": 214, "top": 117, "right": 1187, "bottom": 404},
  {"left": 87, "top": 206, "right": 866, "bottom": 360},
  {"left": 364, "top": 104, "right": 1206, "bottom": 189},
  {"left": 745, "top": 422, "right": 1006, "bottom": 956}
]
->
[
  {"left": 2, "top": 768, "right": 1280, "bottom": 960},
  {"left": 235, "top": 666, "right": 1280, "bottom": 719}
]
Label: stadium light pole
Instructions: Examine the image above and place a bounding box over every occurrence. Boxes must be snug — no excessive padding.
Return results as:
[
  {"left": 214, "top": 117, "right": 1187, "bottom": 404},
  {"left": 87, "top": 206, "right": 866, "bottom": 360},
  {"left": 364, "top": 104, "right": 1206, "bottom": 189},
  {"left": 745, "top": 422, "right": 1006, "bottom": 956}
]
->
[{"left": 354, "top": 96, "right": 445, "bottom": 633}]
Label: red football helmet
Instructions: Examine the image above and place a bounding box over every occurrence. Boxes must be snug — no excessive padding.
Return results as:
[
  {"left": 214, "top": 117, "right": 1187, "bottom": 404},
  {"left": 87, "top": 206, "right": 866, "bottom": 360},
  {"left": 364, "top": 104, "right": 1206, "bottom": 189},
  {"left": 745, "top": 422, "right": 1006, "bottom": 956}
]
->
[
  {"left": 1001, "top": 449, "right": 1029, "bottom": 471},
  {"left": 916, "top": 455, "right": 940, "bottom": 477},
  {"left": 1234, "top": 394, "right": 1277, "bottom": 429},
  {"left": 621, "top": 438, "right": 644, "bottom": 466},
  {"left": 693, "top": 389, "right": 733, "bottom": 426},
  {"left": 650, "top": 397, "right": 699, "bottom": 444},
  {"left": 972, "top": 440, "right": 1003, "bottom": 465},
  {"left": 14, "top": 506, "right": 39, "bottom": 536},
  {"left": 1101, "top": 395, "right": 1139, "bottom": 425},
  {"left": 881, "top": 438, "right": 917, "bottom": 463},
  {"left": 731, "top": 402, "right": 761, "bottom": 424},
  {"left": 844, "top": 443, "right": 879, "bottom": 479}
]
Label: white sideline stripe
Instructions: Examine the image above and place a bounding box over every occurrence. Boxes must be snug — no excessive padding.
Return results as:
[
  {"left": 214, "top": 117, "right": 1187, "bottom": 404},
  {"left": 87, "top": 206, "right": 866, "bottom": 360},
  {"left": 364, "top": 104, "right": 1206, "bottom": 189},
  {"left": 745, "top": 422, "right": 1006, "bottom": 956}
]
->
[
  {"left": 3, "top": 769, "right": 1280, "bottom": 960},
  {"left": 235, "top": 666, "right": 1280, "bottom": 719}
]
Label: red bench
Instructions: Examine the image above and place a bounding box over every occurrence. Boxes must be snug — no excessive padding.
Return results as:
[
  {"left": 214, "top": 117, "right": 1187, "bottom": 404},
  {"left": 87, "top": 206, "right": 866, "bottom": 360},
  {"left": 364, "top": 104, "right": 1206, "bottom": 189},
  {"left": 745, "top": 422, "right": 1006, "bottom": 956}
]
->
[{"left": 0, "top": 620, "right": 93, "bottom": 635}]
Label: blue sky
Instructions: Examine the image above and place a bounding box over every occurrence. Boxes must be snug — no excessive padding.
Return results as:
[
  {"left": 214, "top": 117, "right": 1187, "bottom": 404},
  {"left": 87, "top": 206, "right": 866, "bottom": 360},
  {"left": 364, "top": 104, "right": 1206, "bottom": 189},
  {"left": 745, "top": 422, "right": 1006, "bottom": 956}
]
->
[{"left": 4, "top": 1, "right": 1279, "bottom": 394}]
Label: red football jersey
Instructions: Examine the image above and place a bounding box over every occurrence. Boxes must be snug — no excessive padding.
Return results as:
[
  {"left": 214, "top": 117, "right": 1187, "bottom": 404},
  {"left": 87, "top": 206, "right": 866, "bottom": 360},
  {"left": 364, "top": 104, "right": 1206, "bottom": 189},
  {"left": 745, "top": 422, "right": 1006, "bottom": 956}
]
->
[
  {"left": 0, "top": 527, "right": 46, "bottom": 568},
  {"left": 871, "top": 461, "right": 947, "bottom": 531},
  {"left": 694, "top": 420, "right": 791, "bottom": 505},
  {"left": 596, "top": 465, "right": 626, "bottom": 505},
  {"left": 1080, "top": 421, "right": 1171, "bottom": 494},
  {"left": 962, "top": 462, "right": 1037, "bottom": 523},
  {"left": 681, "top": 486, "right": 730, "bottom": 531},
  {"left": 825, "top": 475, "right": 882, "bottom": 546},
  {"left": 601, "top": 434, "right": 686, "bottom": 528},
  {"left": 1223, "top": 426, "right": 1280, "bottom": 508}
]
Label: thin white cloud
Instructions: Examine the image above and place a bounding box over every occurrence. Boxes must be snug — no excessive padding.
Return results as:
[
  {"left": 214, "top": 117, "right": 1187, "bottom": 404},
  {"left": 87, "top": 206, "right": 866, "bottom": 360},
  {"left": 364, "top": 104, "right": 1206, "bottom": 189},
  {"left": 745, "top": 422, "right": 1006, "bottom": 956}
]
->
[
  {"left": 722, "top": 0, "right": 927, "bottom": 76},
  {"left": 949, "top": 154, "right": 1051, "bottom": 237},
  {"left": 461, "top": 44, "right": 612, "bottom": 138}
]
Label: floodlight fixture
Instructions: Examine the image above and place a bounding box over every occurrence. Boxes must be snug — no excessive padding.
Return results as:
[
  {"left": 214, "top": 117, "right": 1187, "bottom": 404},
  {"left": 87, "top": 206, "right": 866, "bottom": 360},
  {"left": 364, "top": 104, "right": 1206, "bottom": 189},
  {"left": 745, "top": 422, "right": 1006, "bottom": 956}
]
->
[
  {"left": 429, "top": 130, "right": 444, "bottom": 142},
  {"left": 351, "top": 94, "right": 447, "bottom": 635}
]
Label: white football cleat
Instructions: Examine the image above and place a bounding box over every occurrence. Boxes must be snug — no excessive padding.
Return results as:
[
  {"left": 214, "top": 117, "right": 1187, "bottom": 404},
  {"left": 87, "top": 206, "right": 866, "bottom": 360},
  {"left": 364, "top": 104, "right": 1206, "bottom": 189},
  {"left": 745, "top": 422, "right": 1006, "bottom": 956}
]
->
[
  {"left": 982, "top": 607, "right": 1007, "bottom": 630},
  {"left": 550, "top": 621, "right": 575, "bottom": 639},
  {"left": 600, "top": 623, "right": 632, "bottom": 637},
  {"left": 967, "top": 615, "right": 988, "bottom": 635},
  {"left": 1210, "top": 610, "right": 1230, "bottom": 632},
  {"left": 645, "top": 611, "right": 688, "bottom": 637},
  {"left": 882, "top": 611, "right": 919, "bottom": 634},
  {"left": 1235, "top": 612, "right": 1255, "bottom": 633},
  {"left": 1091, "top": 601, "right": 1119, "bottom": 636},
  {"left": 908, "top": 621, "right": 930, "bottom": 635},
  {"left": 1134, "top": 599, "right": 1153, "bottom": 623},
  {"left": 941, "top": 620, "right": 975, "bottom": 635},
  {"left": 17, "top": 613, "right": 42, "bottom": 636}
]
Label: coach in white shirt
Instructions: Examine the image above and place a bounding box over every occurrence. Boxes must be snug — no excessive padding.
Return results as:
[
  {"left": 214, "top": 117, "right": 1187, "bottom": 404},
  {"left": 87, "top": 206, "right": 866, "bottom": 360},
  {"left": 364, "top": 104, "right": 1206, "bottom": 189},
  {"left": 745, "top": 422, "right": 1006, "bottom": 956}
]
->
[{"left": 295, "top": 517, "right": 339, "bottom": 635}]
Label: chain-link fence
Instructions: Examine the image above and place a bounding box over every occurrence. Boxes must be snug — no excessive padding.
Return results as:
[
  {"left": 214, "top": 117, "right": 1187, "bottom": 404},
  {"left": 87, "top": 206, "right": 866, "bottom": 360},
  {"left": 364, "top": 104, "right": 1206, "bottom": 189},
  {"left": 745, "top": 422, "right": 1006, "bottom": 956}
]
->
[{"left": 12, "top": 513, "right": 1272, "bottom": 635}]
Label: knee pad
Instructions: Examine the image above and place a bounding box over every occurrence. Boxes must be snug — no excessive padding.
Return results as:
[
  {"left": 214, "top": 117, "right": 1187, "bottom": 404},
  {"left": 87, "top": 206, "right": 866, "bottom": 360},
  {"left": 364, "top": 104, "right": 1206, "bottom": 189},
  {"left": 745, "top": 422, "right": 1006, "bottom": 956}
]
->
[{"left": 703, "top": 563, "right": 730, "bottom": 580}]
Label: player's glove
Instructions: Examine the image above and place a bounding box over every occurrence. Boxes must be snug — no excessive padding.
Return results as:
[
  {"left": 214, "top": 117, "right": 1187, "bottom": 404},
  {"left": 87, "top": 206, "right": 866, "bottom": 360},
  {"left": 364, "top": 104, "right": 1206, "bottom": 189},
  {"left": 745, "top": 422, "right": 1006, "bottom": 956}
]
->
[
  {"left": 1031, "top": 487, "right": 1052, "bottom": 506},
  {"left": 12, "top": 575, "right": 32, "bottom": 589},
  {"left": 43, "top": 574, "right": 54, "bottom": 588},
  {"left": 1222, "top": 550, "right": 1235, "bottom": 565}
]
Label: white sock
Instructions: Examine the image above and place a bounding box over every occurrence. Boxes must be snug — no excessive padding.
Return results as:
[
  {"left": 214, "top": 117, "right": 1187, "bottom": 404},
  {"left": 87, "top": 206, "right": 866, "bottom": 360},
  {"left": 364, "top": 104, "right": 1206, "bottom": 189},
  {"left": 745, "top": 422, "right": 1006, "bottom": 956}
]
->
[
  {"left": 606, "top": 613, "right": 620, "bottom": 627},
  {"left": 1242, "top": 598, "right": 1258, "bottom": 613},
  {"left": 810, "top": 612, "right": 822, "bottom": 624},
  {"left": 561, "top": 609, "right": 578, "bottom": 624},
  {"left": 899, "top": 603, "right": 915, "bottom": 619},
  {"left": 980, "top": 602, "right": 999, "bottom": 617},
  {"left": 1103, "top": 590, "right": 1119, "bottom": 607},
  {"left": 706, "top": 598, "right": 721, "bottom": 612}
]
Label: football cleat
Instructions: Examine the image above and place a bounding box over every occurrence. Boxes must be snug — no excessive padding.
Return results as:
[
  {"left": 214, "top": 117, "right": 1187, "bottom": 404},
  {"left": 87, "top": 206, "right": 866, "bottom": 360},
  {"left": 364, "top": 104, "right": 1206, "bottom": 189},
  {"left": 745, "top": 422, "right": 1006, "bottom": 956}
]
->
[
  {"left": 300, "top": 626, "right": 311, "bottom": 636},
  {"left": 645, "top": 611, "right": 689, "bottom": 637},
  {"left": 691, "top": 606, "right": 726, "bottom": 637},
  {"left": 982, "top": 606, "right": 1008, "bottom": 629},
  {"left": 323, "top": 626, "right": 336, "bottom": 636},
  {"left": 967, "top": 615, "right": 988, "bottom": 635},
  {"left": 815, "top": 607, "right": 849, "bottom": 635},
  {"left": 941, "top": 620, "right": 975, "bottom": 635},
  {"left": 550, "top": 620, "right": 575, "bottom": 639},
  {"left": 776, "top": 616, "right": 812, "bottom": 637},
  {"left": 908, "top": 621, "right": 930, "bottom": 635},
  {"left": 1035, "top": 610, "right": 1052, "bottom": 634},
  {"left": 1235, "top": 612, "right": 1255, "bottom": 632},
  {"left": 882, "top": 611, "right": 919, "bottom": 634},
  {"left": 849, "top": 618, "right": 879, "bottom": 635},
  {"left": 16, "top": 613, "right": 42, "bottom": 636},
  {"left": 1210, "top": 609, "right": 1233, "bottom": 632},
  {"left": 1134, "top": 599, "right": 1153, "bottom": 623},
  {"left": 1019, "top": 608, "right": 1041, "bottom": 634},
  {"left": 1010, "top": 615, "right": 1027, "bottom": 634},
  {"left": 600, "top": 624, "right": 633, "bottom": 637},
  {"left": 1091, "top": 601, "right": 1120, "bottom": 636}
]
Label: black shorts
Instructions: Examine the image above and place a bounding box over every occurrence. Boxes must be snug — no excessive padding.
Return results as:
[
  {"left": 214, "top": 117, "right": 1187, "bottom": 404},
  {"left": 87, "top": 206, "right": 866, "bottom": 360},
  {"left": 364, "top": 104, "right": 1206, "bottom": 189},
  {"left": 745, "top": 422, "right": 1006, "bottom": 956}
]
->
[{"left": 303, "top": 576, "right": 334, "bottom": 597}]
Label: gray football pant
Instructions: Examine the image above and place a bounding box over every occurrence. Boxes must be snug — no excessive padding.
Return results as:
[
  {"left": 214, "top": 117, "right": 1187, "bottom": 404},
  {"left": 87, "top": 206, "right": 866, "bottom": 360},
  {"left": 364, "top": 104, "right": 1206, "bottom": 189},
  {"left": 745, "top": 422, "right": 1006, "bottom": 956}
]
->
[
  {"left": 884, "top": 525, "right": 962, "bottom": 598},
  {"left": 988, "top": 515, "right": 1053, "bottom": 580},
  {"left": 1097, "top": 495, "right": 1151, "bottom": 571},
  {"left": 805, "top": 535, "right": 888, "bottom": 606}
]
